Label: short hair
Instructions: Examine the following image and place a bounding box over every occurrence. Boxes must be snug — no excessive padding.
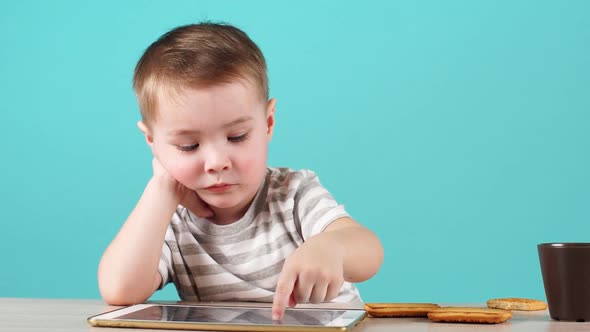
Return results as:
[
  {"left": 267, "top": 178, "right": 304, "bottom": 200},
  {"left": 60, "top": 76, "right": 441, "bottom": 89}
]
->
[{"left": 133, "top": 22, "right": 268, "bottom": 126}]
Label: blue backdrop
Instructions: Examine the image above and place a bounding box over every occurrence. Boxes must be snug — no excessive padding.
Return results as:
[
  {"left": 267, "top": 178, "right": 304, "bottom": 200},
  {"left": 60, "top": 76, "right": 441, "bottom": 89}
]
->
[{"left": 1, "top": 0, "right": 588, "bottom": 303}]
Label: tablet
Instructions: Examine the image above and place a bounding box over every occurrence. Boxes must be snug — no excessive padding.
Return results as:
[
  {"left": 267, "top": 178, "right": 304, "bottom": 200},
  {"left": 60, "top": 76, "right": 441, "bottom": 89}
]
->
[{"left": 87, "top": 303, "right": 367, "bottom": 332}]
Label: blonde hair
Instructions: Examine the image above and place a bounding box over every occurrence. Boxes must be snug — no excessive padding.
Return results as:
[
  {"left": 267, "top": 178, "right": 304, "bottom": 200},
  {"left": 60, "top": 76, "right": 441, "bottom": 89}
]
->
[{"left": 133, "top": 22, "right": 268, "bottom": 126}]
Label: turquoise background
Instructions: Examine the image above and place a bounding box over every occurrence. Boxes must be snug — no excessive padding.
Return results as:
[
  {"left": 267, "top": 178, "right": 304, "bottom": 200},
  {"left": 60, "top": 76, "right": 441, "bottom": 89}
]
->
[{"left": 1, "top": 0, "right": 588, "bottom": 303}]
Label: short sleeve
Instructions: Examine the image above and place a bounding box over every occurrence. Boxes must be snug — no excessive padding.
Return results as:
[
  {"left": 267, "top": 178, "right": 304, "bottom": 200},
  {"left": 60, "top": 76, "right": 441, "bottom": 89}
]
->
[
  {"left": 157, "top": 228, "right": 174, "bottom": 290},
  {"left": 293, "top": 170, "right": 349, "bottom": 240}
]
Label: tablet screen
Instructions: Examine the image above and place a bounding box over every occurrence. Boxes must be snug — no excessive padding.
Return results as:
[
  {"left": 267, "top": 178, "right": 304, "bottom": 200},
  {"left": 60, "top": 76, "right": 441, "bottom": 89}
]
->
[
  {"left": 118, "top": 305, "right": 347, "bottom": 325},
  {"left": 88, "top": 304, "right": 367, "bottom": 331}
]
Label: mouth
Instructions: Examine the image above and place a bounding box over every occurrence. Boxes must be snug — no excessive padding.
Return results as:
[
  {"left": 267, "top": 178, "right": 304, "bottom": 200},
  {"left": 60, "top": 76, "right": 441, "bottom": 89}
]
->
[{"left": 204, "top": 183, "right": 235, "bottom": 193}]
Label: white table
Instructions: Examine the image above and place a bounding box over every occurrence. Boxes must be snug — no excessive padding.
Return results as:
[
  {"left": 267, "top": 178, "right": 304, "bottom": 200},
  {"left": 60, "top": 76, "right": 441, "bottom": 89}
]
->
[{"left": 1, "top": 298, "right": 589, "bottom": 332}]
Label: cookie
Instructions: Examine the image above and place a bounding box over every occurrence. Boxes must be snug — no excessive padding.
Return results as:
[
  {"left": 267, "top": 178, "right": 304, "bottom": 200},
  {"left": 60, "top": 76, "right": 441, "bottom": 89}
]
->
[
  {"left": 363, "top": 303, "right": 440, "bottom": 317},
  {"left": 487, "top": 298, "right": 547, "bottom": 311},
  {"left": 427, "top": 307, "right": 512, "bottom": 324}
]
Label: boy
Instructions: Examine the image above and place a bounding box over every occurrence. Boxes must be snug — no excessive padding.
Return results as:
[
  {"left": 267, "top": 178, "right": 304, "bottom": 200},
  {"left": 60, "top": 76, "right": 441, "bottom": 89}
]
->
[{"left": 98, "top": 22, "right": 383, "bottom": 320}]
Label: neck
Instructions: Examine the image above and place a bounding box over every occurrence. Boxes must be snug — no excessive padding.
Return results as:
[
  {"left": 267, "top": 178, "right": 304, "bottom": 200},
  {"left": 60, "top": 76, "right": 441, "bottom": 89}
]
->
[
  {"left": 208, "top": 195, "right": 256, "bottom": 225},
  {"left": 209, "top": 209, "right": 244, "bottom": 225}
]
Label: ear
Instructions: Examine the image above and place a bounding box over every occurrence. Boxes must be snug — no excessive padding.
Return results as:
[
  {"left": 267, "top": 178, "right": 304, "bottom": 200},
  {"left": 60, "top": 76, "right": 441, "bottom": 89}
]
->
[
  {"left": 137, "top": 121, "right": 154, "bottom": 147},
  {"left": 265, "top": 98, "right": 276, "bottom": 141}
]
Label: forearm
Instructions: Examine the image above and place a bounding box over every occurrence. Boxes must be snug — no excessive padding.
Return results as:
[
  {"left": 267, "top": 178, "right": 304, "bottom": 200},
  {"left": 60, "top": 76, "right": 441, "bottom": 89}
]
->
[
  {"left": 313, "top": 219, "right": 384, "bottom": 283},
  {"left": 98, "top": 179, "right": 179, "bottom": 304}
]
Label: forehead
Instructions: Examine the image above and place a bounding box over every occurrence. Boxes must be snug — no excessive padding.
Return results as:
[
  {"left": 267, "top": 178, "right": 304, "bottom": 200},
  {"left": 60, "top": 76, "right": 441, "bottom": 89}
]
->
[
  {"left": 164, "top": 79, "right": 258, "bottom": 107},
  {"left": 152, "top": 80, "right": 264, "bottom": 131}
]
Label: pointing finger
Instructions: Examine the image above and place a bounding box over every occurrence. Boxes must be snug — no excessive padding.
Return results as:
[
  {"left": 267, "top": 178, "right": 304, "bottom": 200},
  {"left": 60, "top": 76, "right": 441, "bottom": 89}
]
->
[{"left": 272, "top": 270, "right": 297, "bottom": 320}]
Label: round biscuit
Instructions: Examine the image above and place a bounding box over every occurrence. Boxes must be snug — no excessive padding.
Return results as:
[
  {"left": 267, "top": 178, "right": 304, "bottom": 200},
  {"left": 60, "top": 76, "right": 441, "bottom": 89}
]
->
[{"left": 486, "top": 298, "right": 547, "bottom": 311}]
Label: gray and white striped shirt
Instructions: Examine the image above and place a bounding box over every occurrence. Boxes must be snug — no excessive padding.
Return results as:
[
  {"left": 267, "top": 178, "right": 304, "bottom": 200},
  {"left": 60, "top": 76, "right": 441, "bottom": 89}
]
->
[{"left": 158, "top": 167, "right": 361, "bottom": 305}]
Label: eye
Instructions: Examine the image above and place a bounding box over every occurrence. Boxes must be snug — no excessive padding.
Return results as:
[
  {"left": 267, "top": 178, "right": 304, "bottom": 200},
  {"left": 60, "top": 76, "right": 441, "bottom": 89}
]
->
[
  {"left": 176, "top": 144, "right": 199, "bottom": 152},
  {"left": 228, "top": 133, "right": 249, "bottom": 143}
]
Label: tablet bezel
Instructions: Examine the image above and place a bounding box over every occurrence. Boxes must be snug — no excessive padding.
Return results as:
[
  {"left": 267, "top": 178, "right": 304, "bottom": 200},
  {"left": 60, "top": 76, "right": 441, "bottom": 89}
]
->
[{"left": 87, "top": 303, "right": 367, "bottom": 332}]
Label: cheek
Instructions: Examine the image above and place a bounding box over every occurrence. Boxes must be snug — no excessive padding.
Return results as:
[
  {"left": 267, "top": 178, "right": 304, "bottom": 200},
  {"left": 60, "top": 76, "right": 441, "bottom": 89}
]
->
[
  {"left": 159, "top": 151, "right": 200, "bottom": 185},
  {"left": 170, "top": 163, "right": 198, "bottom": 184},
  {"left": 235, "top": 137, "right": 268, "bottom": 174}
]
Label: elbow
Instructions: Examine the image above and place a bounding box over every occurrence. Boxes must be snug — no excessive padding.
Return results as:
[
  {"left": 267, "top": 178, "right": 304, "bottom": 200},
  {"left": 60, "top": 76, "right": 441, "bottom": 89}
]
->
[
  {"left": 362, "top": 251, "right": 385, "bottom": 282},
  {"left": 101, "top": 293, "right": 131, "bottom": 306},
  {"left": 343, "top": 238, "right": 384, "bottom": 283},
  {"left": 357, "top": 236, "right": 385, "bottom": 283},
  {"left": 98, "top": 271, "right": 152, "bottom": 306},
  {"left": 373, "top": 241, "right": 385, "bottom": 276},
  {"left": 99, "top": 281, "right": 150, "bottom": 306}
]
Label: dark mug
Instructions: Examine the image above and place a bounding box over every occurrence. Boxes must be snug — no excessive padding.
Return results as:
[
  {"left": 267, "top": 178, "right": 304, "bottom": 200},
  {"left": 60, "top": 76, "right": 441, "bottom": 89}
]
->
[{"left": 538, "top": 243, "right": 590, "bottom": 322}]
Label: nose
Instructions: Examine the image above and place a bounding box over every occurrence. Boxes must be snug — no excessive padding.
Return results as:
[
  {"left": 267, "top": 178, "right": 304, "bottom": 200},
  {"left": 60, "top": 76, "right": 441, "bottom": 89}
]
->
[{"left": 203, "top": 145, "right": 231, "bottom": 174}]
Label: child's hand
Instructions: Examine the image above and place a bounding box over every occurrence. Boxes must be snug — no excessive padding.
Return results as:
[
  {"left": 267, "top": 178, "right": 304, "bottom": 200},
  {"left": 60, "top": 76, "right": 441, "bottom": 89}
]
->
[
  {"left": 151, "top": 158, "right": 213, "bottom": 219},
  {"left": 150, "top": 157, "right": 183, "bottom": 196},
  {"left": 271, "top": 239, "right": 344, "bottom": 320},
  {"left": 180, "top": 189, "right": 214, "bottom": 219}
]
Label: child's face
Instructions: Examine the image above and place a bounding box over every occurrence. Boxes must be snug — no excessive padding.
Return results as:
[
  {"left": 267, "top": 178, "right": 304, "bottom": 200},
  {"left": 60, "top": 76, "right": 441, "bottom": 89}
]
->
[{"left": 144, "top": 80, "right": 275, "bottom": 221}]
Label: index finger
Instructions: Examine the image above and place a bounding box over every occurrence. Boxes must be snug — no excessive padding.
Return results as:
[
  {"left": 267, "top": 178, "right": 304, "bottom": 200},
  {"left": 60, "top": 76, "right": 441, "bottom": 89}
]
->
[{"left": 272, "top": 270, "right": 297, "bottom": 320}]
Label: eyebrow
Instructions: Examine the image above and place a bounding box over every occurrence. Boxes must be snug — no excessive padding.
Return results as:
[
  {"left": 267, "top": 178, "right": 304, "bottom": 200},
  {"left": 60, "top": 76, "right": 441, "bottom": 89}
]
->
[{"left": 167, "top": 116, "right": 254, "bottom": 136}]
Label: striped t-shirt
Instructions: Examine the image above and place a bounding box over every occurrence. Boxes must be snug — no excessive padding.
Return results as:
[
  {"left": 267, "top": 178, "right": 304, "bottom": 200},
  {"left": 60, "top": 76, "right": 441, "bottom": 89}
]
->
[{"left": 158, "top": 167, "right": 362, "bottom": 305}]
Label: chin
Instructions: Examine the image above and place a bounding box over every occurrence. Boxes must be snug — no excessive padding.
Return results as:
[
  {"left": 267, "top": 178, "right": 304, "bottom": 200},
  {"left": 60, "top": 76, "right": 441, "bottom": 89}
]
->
[
  {"left": 209, "top": 201, "right": 239, "bottom": 209},
  {"left": 201, "top": 195, "right": 242, "bottom": 209}
]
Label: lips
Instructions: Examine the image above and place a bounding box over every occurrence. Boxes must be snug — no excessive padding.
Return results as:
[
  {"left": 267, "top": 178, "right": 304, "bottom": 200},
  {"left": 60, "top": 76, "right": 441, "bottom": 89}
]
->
[{"left": 204, "top": 183, "right": 234, "bottom": 193}]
